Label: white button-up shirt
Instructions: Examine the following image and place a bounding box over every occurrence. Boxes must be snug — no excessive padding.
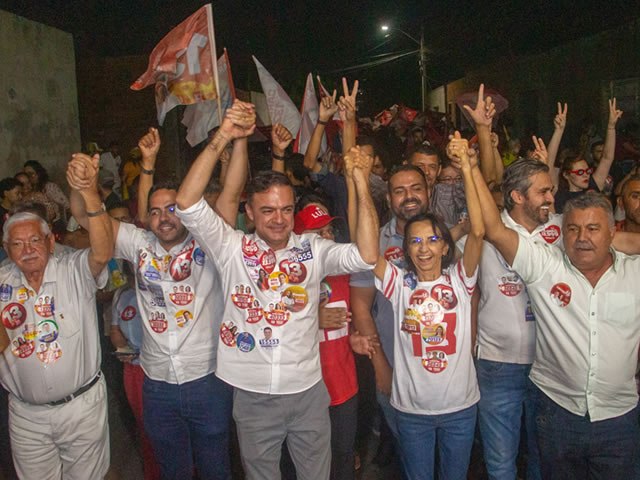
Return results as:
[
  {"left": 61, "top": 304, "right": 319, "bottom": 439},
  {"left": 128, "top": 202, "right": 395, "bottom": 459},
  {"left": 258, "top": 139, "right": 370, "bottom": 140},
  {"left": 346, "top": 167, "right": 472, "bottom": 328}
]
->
[
  {"left": 0, "top": 250, "right": 107, "bottom": 404},
  {"left": 177, "top": 198, "right": 372, "bottom": 394},
  {"left": 513, "top": 234, "right": 640, "bottom": 421},
  {"left": 115, "top": 222, "right": 223, "bottom": 384}
]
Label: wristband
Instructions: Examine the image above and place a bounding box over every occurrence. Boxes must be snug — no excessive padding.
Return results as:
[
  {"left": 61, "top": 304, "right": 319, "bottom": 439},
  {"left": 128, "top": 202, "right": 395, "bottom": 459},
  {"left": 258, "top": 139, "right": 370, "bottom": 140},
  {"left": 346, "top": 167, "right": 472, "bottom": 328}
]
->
[
  {"left": 318, "top": 119, "right": 328, "bottom": 125},
  {"left": 272, "top": 152, "right": 287, "bottom": 160},
  {"left": 141, "top": 167, "right": 155, "bottom": 175},
  {"left": 86, "top": 207, "right": 106, "bottom": 218}
]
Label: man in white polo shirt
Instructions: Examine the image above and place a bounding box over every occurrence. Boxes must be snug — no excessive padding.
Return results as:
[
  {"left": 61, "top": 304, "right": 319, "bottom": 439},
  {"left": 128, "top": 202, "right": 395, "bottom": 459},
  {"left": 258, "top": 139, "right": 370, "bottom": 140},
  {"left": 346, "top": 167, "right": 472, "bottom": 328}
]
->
[
  {"left": 0, "top": 153, "right": 112, "bottom": 479},
  {"left": 475, "top": 160, "right": 640, "bottom": 480}
]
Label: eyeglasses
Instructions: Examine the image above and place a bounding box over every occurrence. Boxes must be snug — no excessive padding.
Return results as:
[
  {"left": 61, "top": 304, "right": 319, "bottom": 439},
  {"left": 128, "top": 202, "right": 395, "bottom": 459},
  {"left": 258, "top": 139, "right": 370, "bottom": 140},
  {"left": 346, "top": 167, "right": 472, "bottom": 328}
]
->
[
  {"left": 438, "top": 176, "right": 462, "bottom": 184},
  {"left": 568, "top": 168, "right": 593, "bottom": 176},
  {"left": 149, "top": 204, "right": 177, "bottom": 217},
  {"left": 409, "top": 235, "right": 442, "bottom": 245},
  {"left": 6, "top": 235, "right": 48, "bottom": 250}
]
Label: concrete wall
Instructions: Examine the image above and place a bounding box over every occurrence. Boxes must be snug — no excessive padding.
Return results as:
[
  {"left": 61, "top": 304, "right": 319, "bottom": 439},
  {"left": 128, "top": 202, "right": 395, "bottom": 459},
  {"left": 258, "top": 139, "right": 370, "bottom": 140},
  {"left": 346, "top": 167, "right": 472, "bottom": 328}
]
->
[{"left": 0, "top": 10, "right": 81, "bottom": 183}]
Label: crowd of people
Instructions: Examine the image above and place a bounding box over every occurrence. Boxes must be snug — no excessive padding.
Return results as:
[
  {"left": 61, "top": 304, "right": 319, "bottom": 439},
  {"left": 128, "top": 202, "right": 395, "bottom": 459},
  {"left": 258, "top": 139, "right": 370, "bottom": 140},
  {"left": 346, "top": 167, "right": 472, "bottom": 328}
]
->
[{"left": 0, "top": 79, "right": 639, "bottom": 480}]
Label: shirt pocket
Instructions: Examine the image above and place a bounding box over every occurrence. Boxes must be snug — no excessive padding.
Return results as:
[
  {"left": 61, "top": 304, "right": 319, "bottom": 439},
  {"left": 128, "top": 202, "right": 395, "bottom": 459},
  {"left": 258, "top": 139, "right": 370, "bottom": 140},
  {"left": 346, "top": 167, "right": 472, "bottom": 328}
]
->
[{"left": 603, "top": 293, "right": 636, "bottom": 328}]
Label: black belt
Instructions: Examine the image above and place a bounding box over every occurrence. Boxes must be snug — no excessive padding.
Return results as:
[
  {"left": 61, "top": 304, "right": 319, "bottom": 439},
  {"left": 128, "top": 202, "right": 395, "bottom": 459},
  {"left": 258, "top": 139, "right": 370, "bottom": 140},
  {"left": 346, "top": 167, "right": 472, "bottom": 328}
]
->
[{"left": 47, "top": 371, "right": 102, "bottom": 406}]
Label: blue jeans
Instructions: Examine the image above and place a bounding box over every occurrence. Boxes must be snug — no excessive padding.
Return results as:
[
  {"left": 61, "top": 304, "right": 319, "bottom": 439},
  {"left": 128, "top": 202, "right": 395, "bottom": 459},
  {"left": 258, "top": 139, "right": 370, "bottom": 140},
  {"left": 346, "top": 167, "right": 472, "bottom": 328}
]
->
[
  {"left": 534, "top": 387, "right": 640, "bottom": 479},
  {"left": 143, "top": 373, "right": 233, "bottom": 480},
  {"left": 396, "top": 404, "right": 477, "bottom": 480},
  {"left": 476, "top": 359, "right": 541, "bottom": 480}
]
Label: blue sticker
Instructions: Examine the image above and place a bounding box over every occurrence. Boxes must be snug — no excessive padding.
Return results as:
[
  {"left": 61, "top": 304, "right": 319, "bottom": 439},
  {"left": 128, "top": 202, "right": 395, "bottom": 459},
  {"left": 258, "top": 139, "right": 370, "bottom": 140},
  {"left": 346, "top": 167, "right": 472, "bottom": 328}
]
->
[
  {"left": 236, "top": 332, "right": 256, "bottom": 353},
  {"left": 144, "top": 267, "right": 161, "bottom": 281},
  {"left": 0, "top": 284, "right": 12, "bottom": 302},
  {"left": 525, "top": 300, "right": 535, "bottom": 322},
  {"left": 194, "top": 248, "right": 205, "bottom": 266},
  {"left": 403, "top": 272, "right": 418, "bottom": 290}
]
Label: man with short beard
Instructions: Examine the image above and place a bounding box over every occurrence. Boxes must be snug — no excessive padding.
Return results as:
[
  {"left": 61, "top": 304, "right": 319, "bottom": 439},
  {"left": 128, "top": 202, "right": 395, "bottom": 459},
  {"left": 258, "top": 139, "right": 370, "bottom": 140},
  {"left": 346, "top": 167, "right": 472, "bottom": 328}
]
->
[
  {"left": 350, "top": 165, "right": 429, "bottom": 451},
  {"left": 616, "top": 174, "right": 640, "bottom": 233}
]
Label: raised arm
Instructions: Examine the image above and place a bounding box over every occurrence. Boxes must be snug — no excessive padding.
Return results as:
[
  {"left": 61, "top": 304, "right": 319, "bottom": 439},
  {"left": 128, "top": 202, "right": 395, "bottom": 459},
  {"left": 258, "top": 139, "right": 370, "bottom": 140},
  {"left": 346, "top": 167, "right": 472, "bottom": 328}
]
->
[
  {"left": 490, "top": 132, "right": 504, "bottom": 184},
  {"left": 270, "top": 124, "right": 293, "bottom": 173},
  {"left": 136, "top": 128, "right": 161, "bottom": 225},
  {"left": 547, "top": 102, "right": 567, "bottom": 190},
  {"left": 339, "top": 78, "right": 359, "bottom": 156},
  {"left": 592, "top": 98, "right": 622, "bottom": 190},
  {"left": 463, "top": 84, "right": 496, "bottom": 185},
  {"left": 302, "top": 84, "right": 338, "bottom": 173},
  {"left": 216, "top": 136, "right": 250, "bottom": 227},
  {"left": 66, "top": 154, "right": 114, "bottom": 278},
  {"left": 176, "top": 99, "right": 255, "bottom": 210}
]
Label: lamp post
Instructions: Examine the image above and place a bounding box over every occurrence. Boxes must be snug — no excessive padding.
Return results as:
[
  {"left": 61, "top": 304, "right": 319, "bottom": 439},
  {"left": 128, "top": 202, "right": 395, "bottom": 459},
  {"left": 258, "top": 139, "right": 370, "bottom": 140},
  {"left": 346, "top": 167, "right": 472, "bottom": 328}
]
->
[{"left": 381, "top": 24, "right": 427, "bottom": 112}]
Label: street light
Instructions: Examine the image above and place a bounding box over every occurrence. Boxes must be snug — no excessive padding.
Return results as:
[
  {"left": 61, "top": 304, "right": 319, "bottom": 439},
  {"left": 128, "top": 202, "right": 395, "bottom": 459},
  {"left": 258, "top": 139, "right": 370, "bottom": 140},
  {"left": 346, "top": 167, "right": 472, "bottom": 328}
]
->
[{"left": 380, "top": 24, "right": 427, "bottom": 112}]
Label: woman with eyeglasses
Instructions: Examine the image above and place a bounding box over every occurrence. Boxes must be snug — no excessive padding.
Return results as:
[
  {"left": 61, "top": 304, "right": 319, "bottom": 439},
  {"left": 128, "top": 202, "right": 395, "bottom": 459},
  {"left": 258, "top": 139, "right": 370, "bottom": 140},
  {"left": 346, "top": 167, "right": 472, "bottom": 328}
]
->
[
  {"left": 372, "top": 136, "right": 484, "bottom": 480},
  {"left": 554, "top": 98, "right": 623, "bottom": 213}
]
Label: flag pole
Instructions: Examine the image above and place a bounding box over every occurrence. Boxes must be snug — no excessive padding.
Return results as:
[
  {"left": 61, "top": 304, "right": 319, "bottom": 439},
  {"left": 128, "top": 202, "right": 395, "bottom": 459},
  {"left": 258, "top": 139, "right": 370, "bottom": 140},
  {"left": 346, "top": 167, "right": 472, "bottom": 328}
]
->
[{"left": 206, "top": 4, "right": 223, "bottom": 127}]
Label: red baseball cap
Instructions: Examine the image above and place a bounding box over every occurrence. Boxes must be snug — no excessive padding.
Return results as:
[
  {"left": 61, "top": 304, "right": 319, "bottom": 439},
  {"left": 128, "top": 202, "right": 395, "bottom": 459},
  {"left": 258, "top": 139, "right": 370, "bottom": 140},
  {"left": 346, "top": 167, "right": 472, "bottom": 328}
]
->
[{"left": 294, "top": 205, "right": 336, "bottom": 234}]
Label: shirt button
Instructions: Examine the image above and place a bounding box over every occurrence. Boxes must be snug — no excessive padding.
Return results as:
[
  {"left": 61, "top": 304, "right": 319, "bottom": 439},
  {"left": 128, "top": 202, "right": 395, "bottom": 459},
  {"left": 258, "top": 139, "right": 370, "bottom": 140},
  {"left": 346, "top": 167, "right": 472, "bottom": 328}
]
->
[
  {"left": 591, "top": 312, "right": 595, "bottom": 316},
  {"left": 588, "top": 391, "right": 592, "bottom": 395},
  {"left": 591, "top": 352, "right": 596, "bottom": 356},
  {"left": 592, "top": 331, "right": 596, "bottom": 336}
]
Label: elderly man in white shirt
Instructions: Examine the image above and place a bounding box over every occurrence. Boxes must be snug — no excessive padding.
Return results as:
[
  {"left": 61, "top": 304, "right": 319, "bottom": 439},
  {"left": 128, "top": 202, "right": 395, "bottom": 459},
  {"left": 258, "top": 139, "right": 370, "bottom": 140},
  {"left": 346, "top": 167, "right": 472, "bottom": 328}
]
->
[{"left": 0, "top": 153, "right": 113, "bottom": 479}]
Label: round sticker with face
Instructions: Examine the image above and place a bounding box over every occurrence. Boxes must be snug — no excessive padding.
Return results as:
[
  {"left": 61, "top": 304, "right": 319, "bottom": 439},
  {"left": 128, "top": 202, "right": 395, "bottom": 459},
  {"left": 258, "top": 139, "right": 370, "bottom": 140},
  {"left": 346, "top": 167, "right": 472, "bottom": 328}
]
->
[
  {"left": 11, "top": 337, "right": 35, "bottom": 359},
  {"left": 265, "top": 304, "right": 291, "bottom": 327},
  {"left": 169, "top": 251, "right": 193, "bottom": 281},
  {"left": 422, "top": 351, "right": 448, "bottom": 373},
  {"left": 231, "top": 285, "right": 255, "bottom": 309},
  {"left": 22, "top": 323, "right": 37, "bottom": 341},
  {"left": 269, "top": 272, "right": 289, "bottom": 291},
  {"left": 37, "top": 320, "right": 59, "bottom": 343},
  {"left": 169, "top": 286, "right": 194, "bottom": 306},
  {"left": 34, "top": 295, "right": 54, "bottom": 318},
  {"left": 278, "top": 260, "right": 307, "bottom": 284},
  {"left": 246, "top": 300, "right": 265, "bottom": 324},
  {"left": 418, "top": 299, "right": 443, "bottom": 326},
  {"left": 550, "top": 282, "right": 571, "bottom": 307},
  {"left": 281, "top": 286, "right": 308, "bottom": 312},
  {"left": 15, "top": 287, "right": 30, "bottom": 303},
  {"left": 148, "top": 312, "right": 168, "bottom": 334},
  {"left": 384, "top": 246, "right": 405, "bottom": 265},
  {"left": 409, "top": 289, "right": 430, "bottom": 306},
  {"left": 175, "top": 310, "right": 192, "bottom": 328},
  {"left": 37, "top": 341, "right": 62, "bottom": 365},
  {"left": 259, "top": 326, "right": 280, "bottom": 348},
  {"left": 194, "top": 247, "right": 205, "bottom": 266},
  {"left": 2, "top": 303, "right": 27, "bottom": 330},
  {"left": 220, "top": 321, "right": 238, "bottom": 347},
  {"left": 236, "top": 332, "right": 256, "bottom": 353},
  {"left": 497, "top": 274, "right": 523, "bottom": 297},
  {"left": 422, "top": 324, "right": 446, "bottom": 346},
  {"left": 431, "top": 284, "right": 458, "bottom": 310}
]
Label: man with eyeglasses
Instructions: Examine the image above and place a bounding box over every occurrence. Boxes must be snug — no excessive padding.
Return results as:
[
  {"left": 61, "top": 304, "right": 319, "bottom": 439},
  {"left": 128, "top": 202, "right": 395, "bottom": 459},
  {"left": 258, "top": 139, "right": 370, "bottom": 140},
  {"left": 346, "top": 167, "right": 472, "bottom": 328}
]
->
[
  {"left": 70, "top": 116, "right": 252, "bottom": 479},
  {"left": 0, "top": 153, "right": 113, "bottom": 479}
]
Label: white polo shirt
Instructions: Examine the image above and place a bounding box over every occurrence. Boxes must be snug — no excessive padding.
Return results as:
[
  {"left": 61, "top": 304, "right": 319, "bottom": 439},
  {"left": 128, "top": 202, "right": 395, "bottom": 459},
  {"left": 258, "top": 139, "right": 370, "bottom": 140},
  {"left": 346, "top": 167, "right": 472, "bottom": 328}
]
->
[
  {"left": 115, "top": 222, "right": 223, "bottom": 384},
  {"left": 471, "top": 211, "right": 563, "bottom": 364},
  {"left": 376, "top": 260, "right": 480, "bottom": 415},
  {"left": 0, "top": 250, "right": 107, "bottom": 404},
  {"left": 513, "top": 234, "right": 640, "bottom": 421},
  {"left": 177, "top": 198, "right": 372, "bottom": 395}
]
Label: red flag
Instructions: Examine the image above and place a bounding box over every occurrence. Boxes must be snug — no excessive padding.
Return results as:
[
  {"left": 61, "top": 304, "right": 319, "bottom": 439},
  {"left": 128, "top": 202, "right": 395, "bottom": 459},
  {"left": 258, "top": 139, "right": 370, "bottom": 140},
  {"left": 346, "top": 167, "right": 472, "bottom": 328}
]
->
[{"left": 131, "top": 5, "right": 219, "bottom": 125}]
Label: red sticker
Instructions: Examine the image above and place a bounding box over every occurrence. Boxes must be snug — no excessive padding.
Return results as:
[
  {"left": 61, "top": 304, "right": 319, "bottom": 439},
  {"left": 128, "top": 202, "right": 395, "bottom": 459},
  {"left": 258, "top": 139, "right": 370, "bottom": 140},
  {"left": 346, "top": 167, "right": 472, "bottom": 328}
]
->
[
  {"left": 550, "top": 282, "right": 571, "bottom": 307},
  {"left": 149, "top": 312, "right": 168, "bottom": 333},
  {"left": 242, "top": 237, "right": 259, "bottom": 257},
  {"left": 422, "top": 351, "right": 448, "bottom": 373},
  {"left": 2, "top": 303, "right": 27, "bottom": 329},
  {"left": 384, "top": 246, "right": 404, "bottom": 264},
  {"left": 409, "top": 289, "right": 430, "bottom": 306},
  {"left": 11, "top": 337, "right": 35, "bottom": 358},
  {"left": 231, "top": 285, "right": 255, "bottom": 309},
  {"left": 34, "top": 296, "right": 54, "bottom": 318},
  {"left": 278, "top": 260, "right": 307, "bottom": 284},
  {"left": 121, "top": 306, "right": 137, "bottom": 321},
  {"left": 246, "top": 304, "right": 265, "bottom": 324},
  {"left": 265, "top": 304, "right": 291, "bottom": 327},
  {"left": 169, "top": 286, "right": 194, "bottom": 306},
  {"left": 169, "top": 244, "right": 194, "bottom": 281},
  {"left": 540, "top": 225, "right": 561, "bottom": 244},
  {"left": 260, "top": 250, "right": 277, "bottom": 274},
  {"left": 220, "top": 321, "right": 238, "bottom": 347},
  {"left": 431, "top": 284, "right": 458, "bottom": 310}
]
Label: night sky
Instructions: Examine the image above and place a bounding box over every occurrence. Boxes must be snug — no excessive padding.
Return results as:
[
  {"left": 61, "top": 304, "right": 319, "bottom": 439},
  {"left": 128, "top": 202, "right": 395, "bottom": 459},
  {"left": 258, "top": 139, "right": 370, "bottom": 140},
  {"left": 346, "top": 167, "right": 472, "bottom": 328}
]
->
[{"left": 2, "top": 0, "right": 638, "bottom": 113}]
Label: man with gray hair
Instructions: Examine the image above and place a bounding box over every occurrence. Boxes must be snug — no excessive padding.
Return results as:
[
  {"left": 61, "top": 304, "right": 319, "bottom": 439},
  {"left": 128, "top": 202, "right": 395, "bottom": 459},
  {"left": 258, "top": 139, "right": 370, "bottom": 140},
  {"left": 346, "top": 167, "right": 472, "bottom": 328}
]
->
[{"left": 0, "top": 153, "right": 113, "bottom": 479}]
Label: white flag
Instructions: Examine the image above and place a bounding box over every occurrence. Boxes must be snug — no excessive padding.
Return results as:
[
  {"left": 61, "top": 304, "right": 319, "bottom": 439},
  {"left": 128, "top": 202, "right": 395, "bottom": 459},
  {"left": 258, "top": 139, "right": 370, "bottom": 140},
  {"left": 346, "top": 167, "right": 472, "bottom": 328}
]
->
[
  {"left": 252, "top": 56, "right": 301, "bottom": 136},
  {"left": 294, "top": 73, "right": 326, "bottom": 155}
]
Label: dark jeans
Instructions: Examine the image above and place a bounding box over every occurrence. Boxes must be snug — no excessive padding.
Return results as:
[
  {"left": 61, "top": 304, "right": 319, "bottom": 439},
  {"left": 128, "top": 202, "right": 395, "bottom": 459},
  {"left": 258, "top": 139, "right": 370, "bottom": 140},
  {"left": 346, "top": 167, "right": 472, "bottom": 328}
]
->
[
  {"left": 143, "top": 373, "right": 233, "bottom": 480},
  {"left": 534, "top": 387, "right": 640, "bottom": 479}
]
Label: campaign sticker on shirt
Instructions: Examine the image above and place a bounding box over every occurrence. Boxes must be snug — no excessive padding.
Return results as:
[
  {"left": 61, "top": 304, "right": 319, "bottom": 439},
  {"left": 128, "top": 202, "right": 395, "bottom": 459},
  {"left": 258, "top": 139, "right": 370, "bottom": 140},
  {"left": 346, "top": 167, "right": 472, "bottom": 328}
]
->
[
  {"left": 525, "top": 300, "right": 535, "bottom": 322},
  {"left": 121, "top": 306, "right": 137, "bottom": 322},
  {"left": 422, "top": 351, "right": 448, "bottom": 373},
  {"left": 268, "top": 272, "right": 289, "bottom": 291},
  {"left": 149, "top": 312, "right": 168, "bottom": 333},
  {"left": 550, "top": 282, "right": 571, "bottom": 308},
  {"left": 136, "top": 270, "right": 148, "bottom": 290},
  {"left": 260, "top": 249, "right": 277, "bottom": 274},
  {"left": 384, "top": 246, "right": 404, "bottom": 265},
  {"left": 244, "top": 255, "right": 261, "bottom": 269},
  {"left": 242, "top": 237, "right": 259, "bottom": 257},
  {"left": 15, "top": 287, "right": 30, "bottom": 303},
  {"left": 236, "top": 332, "right": 256, "bottom": 353},
  {"left": 37, "top": 320, "right": 59, "bottom": 343},
  {"left": 319, "top": 281, "right": 332, "bottom": 304},
  {"left": 34, "top": 295, "right": 54, "bottom": 318},
  {"left": 246, "top": 300, "right": 265, "bottom": 324},
  {"left": 143, "top": 265, "right": 161, "bottom": 281},
  {"left": 281, "top": 286, "right": 308, "bottom": 312},
  {"left": 290, "top": 240, "right": 314, "bottom": 263},
  {"left": 403, "top": 272, "right": 418, "bottom": 290},
  {"left": 419, "top": 299, "right": 443, "bottom": 326},
  {"left": 265, "top": 304, "right": 291, "bottom": 327},
  {"left": 36, "top": 341, "right": 62, "bottom": 365},
  {"left": 169, "top": 249, "right": 193, "bottom": 281},
  {"left": 11, "top": 337, "right": 34, "bottom": 359},
  {"left": 193, "top": 247, "right": 205, "bottom": 266},
  {"left": 2, "top": 303, "right": 26, "bottom": 329},
  {"left": 497, "top": 274, "right": 523, "bottom": 297},
  {"left": 409, "top": 289, "right": 430, "bottom": 306},
  {"left": 539, "top": 225, "right": 561, "bottom": 244},
  {"left": 175, "top": 310, "right": 192, "bottom": 328},
  {"left": 169, "top": 286, "right": 194, "bottom": 306},
  {"left": 220, "top": 321, "right": 238, "bottom": 347},
  {"left": 422, "top": 324, "right": 446, "bottom": 346},
  {"left": 21, "top": 323, "right": 37, "bottom": 341},
  {"left": 278, "top": 260, "right": 307, "bottom": 284},
  {"left": 431, "top": 284, "right": 458, "bottom": 310},
  {"left": 232, "top": 285, "right": 255, "bottom": 309},
  {"left": 0, "top": 284, "right": 12, "bottom": 302},
  {"left": 259, "top": 326, "right": 280, "bottom": 348},
  {"left": 255, "top": 269, "right": 270, "bottom": 292},
  {"left": 402, "top": 309, "right": 421, "bottom": 334}
]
